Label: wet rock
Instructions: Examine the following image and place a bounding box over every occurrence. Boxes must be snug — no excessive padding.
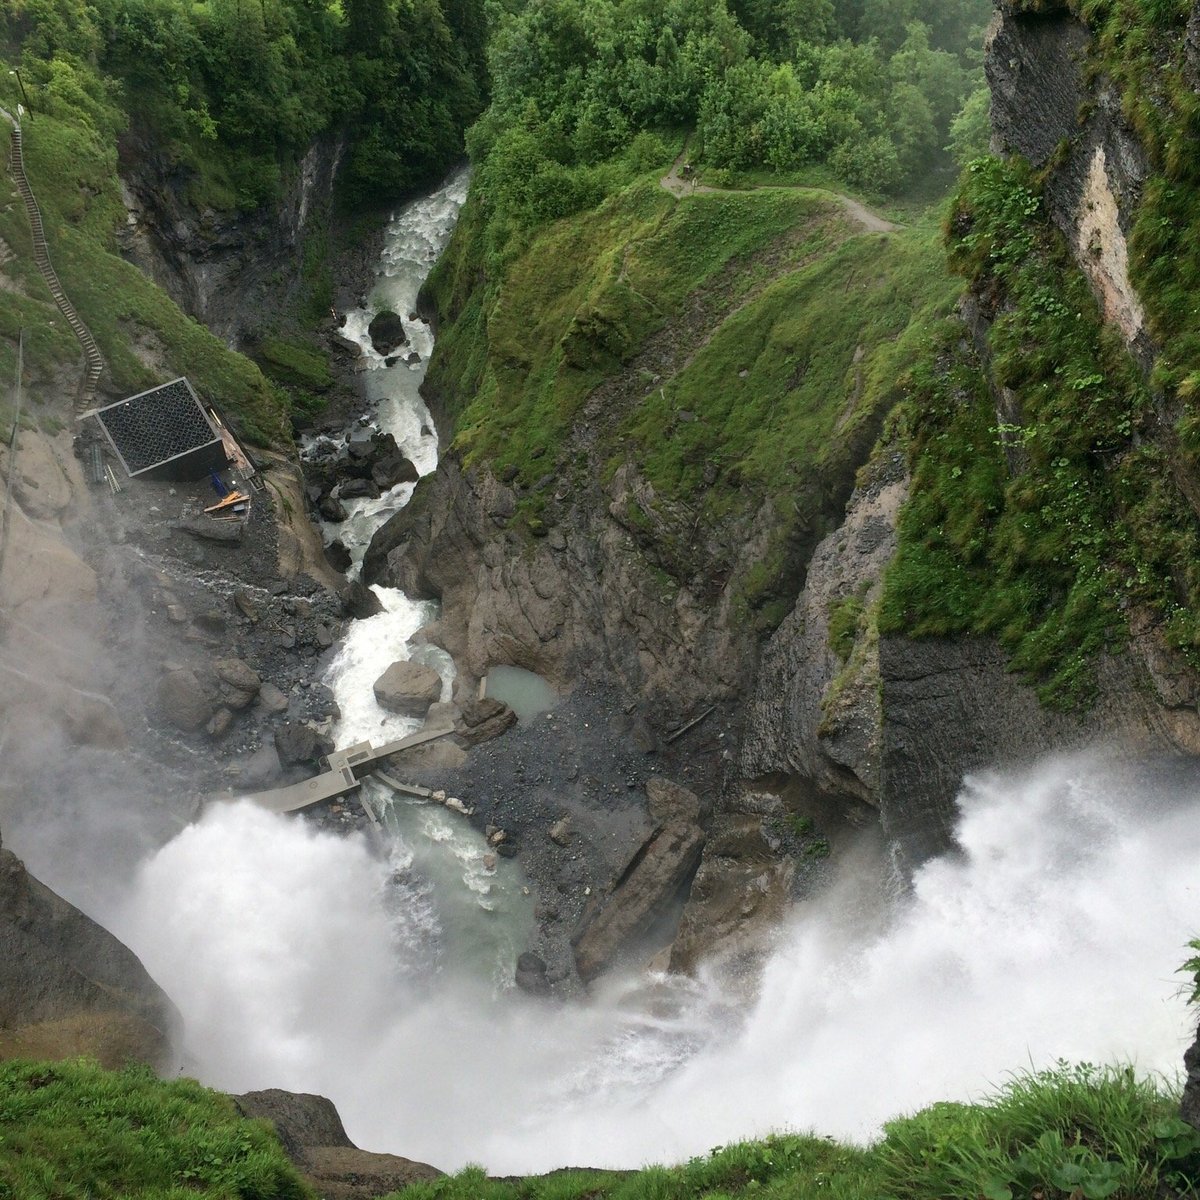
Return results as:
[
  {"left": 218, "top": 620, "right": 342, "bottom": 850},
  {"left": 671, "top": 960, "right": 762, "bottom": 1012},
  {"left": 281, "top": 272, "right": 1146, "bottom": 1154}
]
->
[
  {"left": 206, "top": 707, "right": 234, "bottom": 738},
  {"left": 319, "top": 495, "right": 348, "bottom": 522},
  {"left": 325, "top": 540, "right": 353, "bottom": 573},
  {"left": 215, "top": 658, "right": 261, "bottom": 710},
  {"left": 371, "top": 454, "right": 419, "bottom": 491},
  {"left": 342, "top": 580, "right": 384, "bottom": 619},
  {"left": 156, "top": 668, "right": 211, "bottom": 732},
  {"left": 275, "top": 721, "right": 334, "bottom": 767},
  {"left": 572, "top": 822, "right": 706, "bottom": 983},
  {"left": 646, "top": 777, "right": 702, "bottom": 826},
  {"left": 373, "top": 660, "right": 442, "bottom": 717},
  {"left": 367, "top": 309, "right": 407, "bottom": 355},
  {"left": 232, "top": 1088, "right": 441, "bottom": 1200},
  {"left": 454, "top": 697, "right": 518, "bottom": 747},
  {"left": 339, "top": 478, "right": 380, "bottom": 501},
  {"left": 515, "top": 951, "right": 551, "bottom": 996},
  {"left": 257, "top": 682, "right": 289, "bottom": 715},
  {"left": 330, "top": 331, "right": 362, "bottom": 357},
  {"left": 0, "top": 843, "right": 179, "bottom": 1070}
]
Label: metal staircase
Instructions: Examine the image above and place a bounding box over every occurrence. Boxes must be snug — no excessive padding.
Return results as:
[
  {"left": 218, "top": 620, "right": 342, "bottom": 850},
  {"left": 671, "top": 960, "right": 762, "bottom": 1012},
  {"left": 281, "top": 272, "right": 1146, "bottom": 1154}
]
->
[{"left": 7, "top": 122, "right": 105, "bottom": 411}]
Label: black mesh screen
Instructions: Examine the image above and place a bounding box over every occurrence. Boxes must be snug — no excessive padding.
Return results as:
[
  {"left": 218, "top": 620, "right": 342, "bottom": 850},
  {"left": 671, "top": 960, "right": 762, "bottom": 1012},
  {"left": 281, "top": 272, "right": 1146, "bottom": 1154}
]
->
[{"left": 96, "top": 379, "right": 221, "bottom": 475}]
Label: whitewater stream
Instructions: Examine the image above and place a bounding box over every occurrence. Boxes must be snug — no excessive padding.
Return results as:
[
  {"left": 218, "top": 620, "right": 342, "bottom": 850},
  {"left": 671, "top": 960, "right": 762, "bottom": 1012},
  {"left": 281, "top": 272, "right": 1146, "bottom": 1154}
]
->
[{"left": 96, "top": 174, "right": 1200, "bottom": 1175}]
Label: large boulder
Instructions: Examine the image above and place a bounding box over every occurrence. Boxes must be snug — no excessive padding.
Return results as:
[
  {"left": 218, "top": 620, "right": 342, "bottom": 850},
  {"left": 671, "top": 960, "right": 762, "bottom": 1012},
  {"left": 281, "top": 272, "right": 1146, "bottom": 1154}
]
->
[
  {"left": 215, "top": 658, "right": 261, "bottom": 710},
  {"left": 571, "top": 822, "right": 705, "bottom": 983},
  {"left": 367, "top": 309, "right": 407, "bottom": 355},
  {"left": 156, "top": 668, "right": 211, "bottom": 732},
  {"left": 232, "top": 1088, "right": 440, "bottom": 1200},
  {"left": 373, "top": 660, "right": 442, "bottom": 717},
  {"left": 0, "top": 833, "right": 179, "bottom": 1070}
]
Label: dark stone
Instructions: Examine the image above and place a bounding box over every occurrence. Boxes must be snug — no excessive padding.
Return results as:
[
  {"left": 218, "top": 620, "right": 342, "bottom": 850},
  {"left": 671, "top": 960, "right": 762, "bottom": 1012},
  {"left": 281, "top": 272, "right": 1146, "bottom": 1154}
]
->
[
  {"left": 0, "top": 845, "right": 180, "bottom": 1069},
  {"left": 178, "top": 518, "right": 242, "bottom": 544},
  {"left": 571, "top": 822, "right": 705, "bottom": 983},
  {"left": 233, "top": 589, "right": 260, "bottom": 621},
  {"left": 319, "top": 495, "right": 348, "bottom": 522},
  {"left": 367, "top": 309, "right": 407, "bottom": 355},
  {"left": 455, "top": 699, "right": 518, "bottom": 748},
  {"left": 515, "top": 951, "right": 551, "bottom": 995},
  {"left": 339, "top": 478, "right": 380, "bottom": 500},
  {"left": 342, "top": 580, "right": 384, "bottom": 619},
  {"left": 1184, "top": 1024, "right": 1200, "bottom": 1131},
  {"left": 274, "top": 722, "right": 334, "bottom": 767},
  {"left": 372, "top": 454, "right": 419, "bottom": 491},
  {"left": 206, "top": 707, "right": 234, "bottom": 738},
  {"left": 156, "top": 669, "right": 211, "bottom": 732},
  {"left": 193, "top": 609, "right": 226, "bottom": 634},
  {"left": 325, "top": 540, "right": 353, "bottom": 573}
]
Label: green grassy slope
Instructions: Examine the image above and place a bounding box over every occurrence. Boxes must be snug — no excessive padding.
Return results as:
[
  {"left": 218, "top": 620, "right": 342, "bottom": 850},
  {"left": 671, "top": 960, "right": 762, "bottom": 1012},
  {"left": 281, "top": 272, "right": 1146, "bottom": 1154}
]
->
[
  {"left": 0, "top": 1058, "right": 311, "bottom": 1199},
  {"left": 423, "top": 163, "right": 959, "bottom": 628},
  {"left": 2, "top": 1059, "right": 1195, "bottom": 1200}
]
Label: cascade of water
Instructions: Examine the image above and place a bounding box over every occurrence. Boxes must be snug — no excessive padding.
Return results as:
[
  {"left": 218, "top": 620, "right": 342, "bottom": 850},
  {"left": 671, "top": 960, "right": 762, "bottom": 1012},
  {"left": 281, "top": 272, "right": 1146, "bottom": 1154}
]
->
[
  {"left": 302, "top": 165, "right": 533, "bottom": 979},
  {"left": 109, "top": 753, "right": 1200, "bottom": 1174}
]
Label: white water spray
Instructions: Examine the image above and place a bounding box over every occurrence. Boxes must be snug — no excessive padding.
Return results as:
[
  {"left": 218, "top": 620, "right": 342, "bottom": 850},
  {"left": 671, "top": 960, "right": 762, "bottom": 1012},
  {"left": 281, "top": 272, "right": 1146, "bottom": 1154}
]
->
[{"left": 109, "top": 752, "right": 1200, "bottom": 1174}]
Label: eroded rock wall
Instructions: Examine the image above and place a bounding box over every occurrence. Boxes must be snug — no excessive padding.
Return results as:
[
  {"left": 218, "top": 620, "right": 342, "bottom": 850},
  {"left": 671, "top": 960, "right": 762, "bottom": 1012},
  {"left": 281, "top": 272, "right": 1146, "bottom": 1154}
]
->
[{"left": 118, "top": 133, "right": 344, "bottom": 346}]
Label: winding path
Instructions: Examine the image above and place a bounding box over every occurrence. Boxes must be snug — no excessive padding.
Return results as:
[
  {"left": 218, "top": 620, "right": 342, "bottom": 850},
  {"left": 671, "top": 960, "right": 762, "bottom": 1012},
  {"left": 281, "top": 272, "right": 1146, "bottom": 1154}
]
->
[{"left": 659, "top": 151, "right": 901, "bottom": 234}]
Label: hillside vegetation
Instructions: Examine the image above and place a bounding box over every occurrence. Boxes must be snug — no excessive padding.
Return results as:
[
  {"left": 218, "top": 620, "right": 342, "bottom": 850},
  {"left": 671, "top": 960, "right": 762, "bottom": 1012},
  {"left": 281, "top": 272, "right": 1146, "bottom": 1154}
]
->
[
  {"left": 881, "top": 0, "right": 1200, "bottom": 706},
  {"left": 2, "top": 1059, "right": 1197, "bottom": 1200}
]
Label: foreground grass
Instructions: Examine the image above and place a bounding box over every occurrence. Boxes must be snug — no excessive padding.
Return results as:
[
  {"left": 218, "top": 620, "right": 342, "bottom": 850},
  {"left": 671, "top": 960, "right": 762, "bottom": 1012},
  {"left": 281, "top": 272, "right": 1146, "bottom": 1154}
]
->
[
  {"left": 0, "top": 1061, "right": 1196, "bottom": 1200},
  {"left": 0, "top": 1058, "right": 311, "bottom": 1199},
  {"left": 391, "top": 1066, "right": 1200, "bottom": 1200}
]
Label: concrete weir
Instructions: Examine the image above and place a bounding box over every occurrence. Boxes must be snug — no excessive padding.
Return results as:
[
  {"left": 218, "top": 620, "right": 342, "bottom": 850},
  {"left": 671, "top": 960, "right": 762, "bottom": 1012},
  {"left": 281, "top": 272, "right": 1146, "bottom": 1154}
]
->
[{"left": 212, "top": 726, "right": 455, "bottom": 814}]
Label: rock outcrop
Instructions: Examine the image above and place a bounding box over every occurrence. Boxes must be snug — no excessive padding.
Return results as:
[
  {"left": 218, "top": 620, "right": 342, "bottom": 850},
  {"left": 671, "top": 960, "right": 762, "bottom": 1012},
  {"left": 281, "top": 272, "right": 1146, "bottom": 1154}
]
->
[
  {"left": 0, "top": 824, "right": 179, "bottom": 1070},
  {"left": 572, "top": 819, "right": 705, "bottom": 982},
  {"left": 232, "top": 1088, "right": 441, "bottom": 1200}
]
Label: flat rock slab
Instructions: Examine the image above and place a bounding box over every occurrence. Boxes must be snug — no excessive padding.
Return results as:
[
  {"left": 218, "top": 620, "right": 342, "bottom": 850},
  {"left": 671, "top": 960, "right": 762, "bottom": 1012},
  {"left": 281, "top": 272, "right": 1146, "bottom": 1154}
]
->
[{"left": 572, "top": 821, "right": 705, "bottom": 983}]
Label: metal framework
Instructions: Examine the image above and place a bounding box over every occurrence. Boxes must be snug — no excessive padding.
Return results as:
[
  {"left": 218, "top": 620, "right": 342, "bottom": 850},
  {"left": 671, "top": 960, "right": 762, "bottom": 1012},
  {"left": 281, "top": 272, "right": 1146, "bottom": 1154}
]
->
[{"left": 91, "top": 377, "right": 226, "bottom": 480}]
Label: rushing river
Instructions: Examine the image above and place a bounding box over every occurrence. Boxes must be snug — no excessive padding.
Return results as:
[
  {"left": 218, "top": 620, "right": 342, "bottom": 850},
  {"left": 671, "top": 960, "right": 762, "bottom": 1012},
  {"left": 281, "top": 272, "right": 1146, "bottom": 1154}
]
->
[{"left": 89, "top": 174, "right": 1200, "bottom": 1175}]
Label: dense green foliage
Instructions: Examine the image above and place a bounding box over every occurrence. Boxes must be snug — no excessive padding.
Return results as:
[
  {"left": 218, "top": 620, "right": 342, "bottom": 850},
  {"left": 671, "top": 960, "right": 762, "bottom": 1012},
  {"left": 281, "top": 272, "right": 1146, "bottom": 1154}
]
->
[
  {"left": 881, "top": 0, "right": 1200, "bottom": 705},
  {"left": 384, "top": 1065, "right": 1199, "bottom": 1200},
  {"left": 0, "top": 1058, "right": 312, "bottom": 1199},
  {"left": 880, "top": 155, "right": 1200, "bottom": 705},
  {"left": 471, "top": 0, "right": 990, "bottom": 236},
  {"left": 1, "top": 0, "right": 486, "bottom": 208}
]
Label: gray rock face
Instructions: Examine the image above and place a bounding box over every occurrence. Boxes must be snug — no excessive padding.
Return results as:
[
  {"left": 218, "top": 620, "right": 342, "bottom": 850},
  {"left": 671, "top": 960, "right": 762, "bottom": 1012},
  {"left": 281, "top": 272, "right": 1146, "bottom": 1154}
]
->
[
  {"left": 0, "top": 838, "right": 178, "bottom": 1069},
  {"left": 373, "top": 660, "right": 442, "bottom": 717},
  {"left": 987, "top": 0, "right": 1152, "bottom": 357},
  {"left": 878, "top": 637, "right": 1200, "bottom": 872},
  {"left": 571, "top": 822, "right": 705, "bottom": 982},
  {"left": 741, "top": 450, "right": 905, "bottom": 805},
  {"left": 669, "top": 814, "right": 793, "bottom": 975},
  {"left": 117, "top": 132, "right": 343, "bottom": 347},
  {"left": 232, "top": 1088, "right": 441, "bottom": 1200}
]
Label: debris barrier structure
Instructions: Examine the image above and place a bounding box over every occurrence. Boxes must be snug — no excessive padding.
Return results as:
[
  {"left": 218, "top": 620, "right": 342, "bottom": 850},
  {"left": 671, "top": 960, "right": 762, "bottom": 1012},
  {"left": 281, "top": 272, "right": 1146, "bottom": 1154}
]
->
[{"left": 2, "top": 112, "right": 105, "bottom": 413}]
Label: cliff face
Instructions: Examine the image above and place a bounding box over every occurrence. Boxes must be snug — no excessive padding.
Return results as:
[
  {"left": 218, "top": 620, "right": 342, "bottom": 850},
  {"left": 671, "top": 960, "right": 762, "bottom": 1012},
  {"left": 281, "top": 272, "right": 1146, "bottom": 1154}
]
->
[
  {"left": 0, "top": 821, "right": 179, "bottom": 1070},
  {"left": 117, "top": 130, "right": 344, "bottom": 347}
]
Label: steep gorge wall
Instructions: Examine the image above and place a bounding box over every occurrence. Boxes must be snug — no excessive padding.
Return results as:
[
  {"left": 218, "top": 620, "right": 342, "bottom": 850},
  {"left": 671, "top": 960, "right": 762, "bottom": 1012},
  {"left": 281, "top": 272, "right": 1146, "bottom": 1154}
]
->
[{"left": 117, "top": 132, "right": 345, "bottom": 348}]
